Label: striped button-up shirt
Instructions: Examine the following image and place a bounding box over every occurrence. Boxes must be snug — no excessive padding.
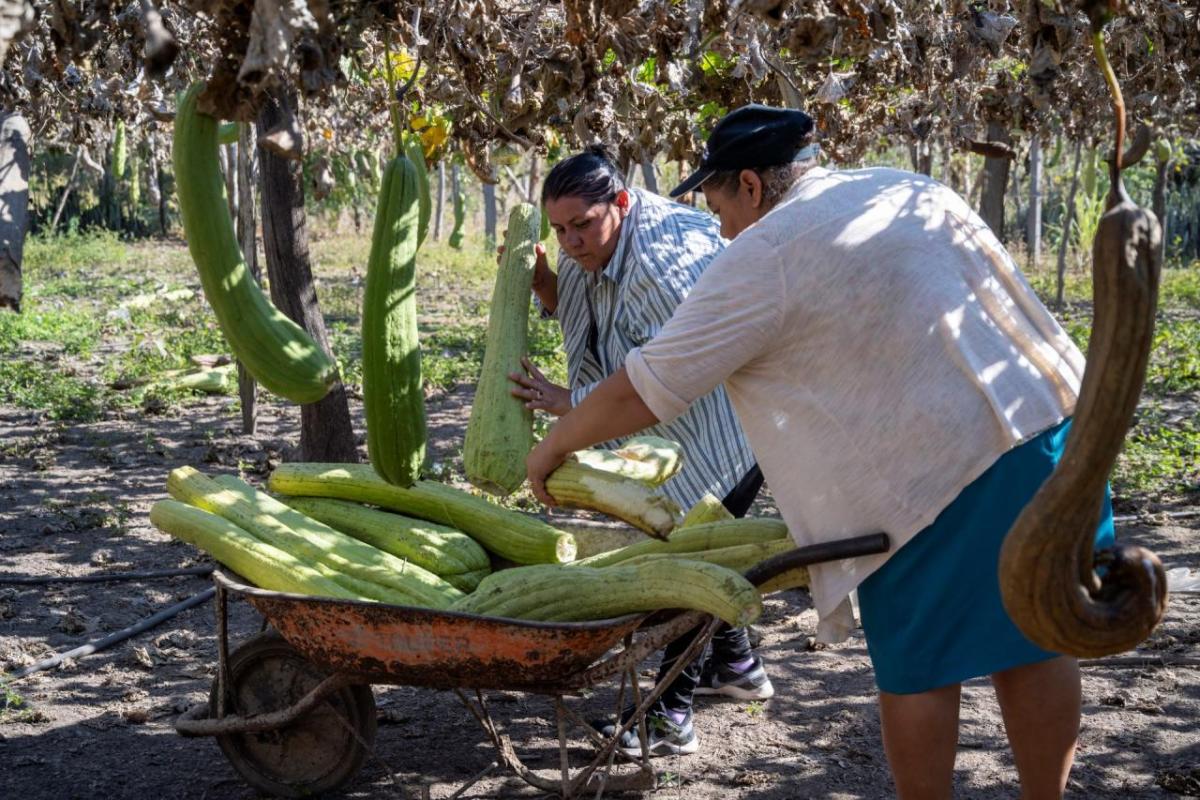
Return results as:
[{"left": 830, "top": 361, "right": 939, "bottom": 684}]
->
[{"left": 544, "top": 188, "right": 756, "bottom": 509}]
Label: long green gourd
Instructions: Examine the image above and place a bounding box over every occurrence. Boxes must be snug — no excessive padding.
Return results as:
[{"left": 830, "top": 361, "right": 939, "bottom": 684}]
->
[
  {"left": 173, "top": 469, "right": 463, "bottom": 608},
  {"left": 173, "top": 82, "right": 337, "bottom": 404},
  {"left": 463, "top": 203, "right": 540, "bottom": 496},
  {"left": 571, "top": 518, "right": 788, "bottom": 568},
  {"left": 267, "top": 462, "right": 576, "bottom": 564},
  {"left": 402, "top": 132, "right": 432, "bottom": 246},
  {"left": 150, "top": 499, "right": 365, "bottom": 600},
  {"left": 280, "top": 496, "right": 490, "bottom": 577},
  {"left": 128, "top": 146, "right": 141, "bottom": 208},
  {"left": 363, "top": 155, "right": 426, "bottom": 486},
  {"left": 452, "top": 559, "right": 762, "bottom": 627}
]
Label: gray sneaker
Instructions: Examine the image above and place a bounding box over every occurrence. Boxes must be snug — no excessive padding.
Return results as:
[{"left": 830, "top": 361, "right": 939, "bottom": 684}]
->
[
  {"left": 597, "top": 707, "right": 699, "bottom": 758},
  {"left": 694, "top": 655, "right": 775, "bottom": 701}
]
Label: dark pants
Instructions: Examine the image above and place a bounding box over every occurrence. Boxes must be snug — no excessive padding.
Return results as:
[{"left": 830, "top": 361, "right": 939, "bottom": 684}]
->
[{"left": 657, "top": 465, "right": 764, "bottom": 714}]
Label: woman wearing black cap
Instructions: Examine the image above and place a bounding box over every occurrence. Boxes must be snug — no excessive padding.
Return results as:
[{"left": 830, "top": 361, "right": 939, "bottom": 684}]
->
[
  {"left": 506, "top": 144, "right": 774, "bottom": 758},
  {"left": 525, "top": 106, "right": 1113, "bottom": 798}
]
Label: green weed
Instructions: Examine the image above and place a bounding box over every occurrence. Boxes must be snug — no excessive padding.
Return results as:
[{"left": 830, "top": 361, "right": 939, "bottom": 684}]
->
[
  {"left": 1115, "top": 404, "right": 1200, "bottom": 498},
  {"left": 1, "top": 681, "right": 49, "bottom": 725},
  {"left": 0, "top": 359, "right": 107, "bottom": 421},
  {"left": 1146, "top": 317, "right": 1200, "bottom": 394}
]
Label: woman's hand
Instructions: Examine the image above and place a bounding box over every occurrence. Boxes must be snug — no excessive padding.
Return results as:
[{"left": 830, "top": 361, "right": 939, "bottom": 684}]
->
[
  {"left": 509, "top": 356, "right": 571, "bottom": 416},
  {"left": 527, "top": 436, "right": 569, "bottom": 507},
  {"left": 529, "top": 243, "right": 554, "bottom": 297}
]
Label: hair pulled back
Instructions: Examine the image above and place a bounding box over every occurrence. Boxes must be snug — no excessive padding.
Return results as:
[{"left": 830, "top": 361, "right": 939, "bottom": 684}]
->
[{"left": 541, "top": 144, "right": 626, "bottom": 206}]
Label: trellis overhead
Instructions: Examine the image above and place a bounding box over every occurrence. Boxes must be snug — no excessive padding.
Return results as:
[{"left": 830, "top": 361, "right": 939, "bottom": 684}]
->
[{"left": 3, "top": 1, "right": 1197, "bottom": 178}]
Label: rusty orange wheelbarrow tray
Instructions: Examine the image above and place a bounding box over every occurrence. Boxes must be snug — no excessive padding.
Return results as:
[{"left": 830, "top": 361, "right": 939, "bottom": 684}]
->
[{"left": 176, "top": 533, "right": 888, "bottom": 798}]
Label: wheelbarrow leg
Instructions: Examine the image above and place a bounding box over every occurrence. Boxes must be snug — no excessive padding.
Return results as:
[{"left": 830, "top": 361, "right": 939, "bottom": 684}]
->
[
  {"left": 555, "top": 697, "right": 571, "bottom": 794},
  {"left": 452, "top": 616, "right": 720, "bottom": 798},
  {"left": 215, "top": 581, "right": 229, "bottom": 719},
  {"left": 567, "top": 615, "right": 722, "bottom": 797}
]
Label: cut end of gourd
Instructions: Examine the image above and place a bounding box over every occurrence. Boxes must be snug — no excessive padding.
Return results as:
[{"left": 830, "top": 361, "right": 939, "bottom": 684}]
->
[{"left": 556, "top": 534, "right": 578, "bottom": 564}]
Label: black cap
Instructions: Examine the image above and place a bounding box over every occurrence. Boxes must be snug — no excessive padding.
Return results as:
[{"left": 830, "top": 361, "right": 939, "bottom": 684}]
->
[{"left": 669, "top": 104, "right": 817, "bottom": 198}]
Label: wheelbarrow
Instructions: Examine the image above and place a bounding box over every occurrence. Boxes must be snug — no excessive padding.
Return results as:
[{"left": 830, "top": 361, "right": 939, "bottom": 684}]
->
[{"left": 175, "top": 533, "right": 889, "bottom": 798}]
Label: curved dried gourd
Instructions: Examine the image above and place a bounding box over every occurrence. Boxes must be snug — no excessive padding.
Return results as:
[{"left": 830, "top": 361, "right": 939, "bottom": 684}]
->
[
  {"left": 173, "top": 82, "right": 337, "bottom": 404},
  {"left": 998, "top": 161, "right": 1167, "bottom": 656}
]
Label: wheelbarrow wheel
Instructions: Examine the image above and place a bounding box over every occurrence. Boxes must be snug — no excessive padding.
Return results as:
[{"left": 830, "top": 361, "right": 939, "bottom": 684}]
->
[{"left": 210, "top": 631, "right": 377, "bottom": 798}]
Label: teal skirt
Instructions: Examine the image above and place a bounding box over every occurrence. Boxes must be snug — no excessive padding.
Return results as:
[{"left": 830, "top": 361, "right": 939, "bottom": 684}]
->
[{"left": 857, "top": 419, "right": 1115, "bottom": 694}]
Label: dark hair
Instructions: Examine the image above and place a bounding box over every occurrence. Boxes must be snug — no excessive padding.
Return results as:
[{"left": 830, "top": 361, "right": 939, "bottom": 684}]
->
[{"left": 541, "top": 145, "right": 627, "bottom": 206}]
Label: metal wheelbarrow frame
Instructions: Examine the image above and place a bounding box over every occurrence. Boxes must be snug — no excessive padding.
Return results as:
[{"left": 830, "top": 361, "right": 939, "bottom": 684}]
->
[{"left": 176, "top": 533, "right": 889, "bottom": 798}]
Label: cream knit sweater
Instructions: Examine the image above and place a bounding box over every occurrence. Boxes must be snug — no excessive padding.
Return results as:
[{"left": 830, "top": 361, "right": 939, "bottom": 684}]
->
[{"left": 625, "top": 167, "right": 1083, "bottom": 641}]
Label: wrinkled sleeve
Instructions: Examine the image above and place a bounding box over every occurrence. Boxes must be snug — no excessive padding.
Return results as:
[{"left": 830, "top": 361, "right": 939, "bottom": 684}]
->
[{"left": 625, "top": 235, "right": 784, "bottom": 424}]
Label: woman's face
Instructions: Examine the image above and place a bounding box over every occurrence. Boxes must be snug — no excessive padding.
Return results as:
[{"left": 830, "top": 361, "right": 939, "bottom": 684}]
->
[
  {"left": 702, "top": 170, "right": 766, "bottom": 240},
  {"left": 545, "top": 191, "right": 630, "bottom": 272}
]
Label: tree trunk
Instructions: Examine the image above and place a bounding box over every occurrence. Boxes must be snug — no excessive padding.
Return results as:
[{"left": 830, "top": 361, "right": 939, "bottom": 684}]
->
[
  {"left": 103, "top": 156, "right": 120, "bottom": 231},
  {"left": 678, "top": 160, "right": 697, "bottom": 206},
  {"left": 1152, "top": 150, "right": 1168, "bottom": 266},
  {"left": 256, "top": 90, "right": 358, "bottom": 463},
  {"left": 909, "top": 140, "right": 932, "bottom": 176},
  {"left": 640, "top": 160, "right": 658, "bottom": 194},
  {"left": 482, "top": 181, "right": 497, "bottom": 247},
  {"left": 1009, "top": 153, "right": 1023, "bottom": 245},
  {"left": 155, "top": 155, "right": 169, "bottom": 235},
  {"left": 1056, "top": 141, "right": 1083, "bottom": 308},
  {"left": 0, "top": 113, "right": 30, "bottom": 312},
  {"left": 1027, "top": 134, "right": 1043, "bottom": 270},
  {"left": 978, "top": 121, "right": 1011, "bottom": 238},
  {"left": 433, "top": 160, "right": 445, "bottom": 241},
  {"left": 50, "top": 147, "right": 83, "bottom": 233},
  {"left": 236, "top": 123, "right": 260, "bottom": 435},
  {"left": 527, "top": 152, "right": 540, "bottom": 204}
]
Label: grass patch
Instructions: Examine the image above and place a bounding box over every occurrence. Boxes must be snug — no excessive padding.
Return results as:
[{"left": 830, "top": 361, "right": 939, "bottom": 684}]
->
[
  {"left": 1, "top": 681, "right": 49, "bottom": 725},
  {"left": 1027, "top": 259, "right": 1200, "bottom": 311},
  {"left": 1115, "top": 402, "right": 1200, "bottom": 499},
  {"left": 14, "top": 228, "right": 1196, "bottom": 504}
]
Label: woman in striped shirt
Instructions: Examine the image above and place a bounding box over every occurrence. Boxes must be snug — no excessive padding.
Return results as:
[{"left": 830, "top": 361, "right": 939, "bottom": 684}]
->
[{"left": 506, "top": 146, "right": 770, "bottom": 757}]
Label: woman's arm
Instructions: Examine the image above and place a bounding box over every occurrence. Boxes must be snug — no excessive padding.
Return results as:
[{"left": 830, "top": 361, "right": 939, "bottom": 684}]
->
[{"left": 526, "top": 367, "right": 659, "bottom": 505}]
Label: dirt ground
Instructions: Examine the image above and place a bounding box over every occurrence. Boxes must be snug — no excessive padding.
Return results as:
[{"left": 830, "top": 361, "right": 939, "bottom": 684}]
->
[{"left": 2, "top": 386, "right": 1198, "bottom": 799}]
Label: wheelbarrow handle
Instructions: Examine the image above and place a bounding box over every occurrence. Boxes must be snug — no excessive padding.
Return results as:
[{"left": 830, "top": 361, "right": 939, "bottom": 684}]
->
[{"left": 744, "top": 532, "right": 890, "bottom": 588}]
